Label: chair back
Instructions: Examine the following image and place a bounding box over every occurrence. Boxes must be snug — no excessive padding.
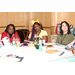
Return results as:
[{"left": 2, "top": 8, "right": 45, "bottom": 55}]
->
[
  {"left": 16, "top": 29, "right": 29, "bottom": 43},
  {"left": 22, "top": 31, "right": 30, "bottom": 40}
]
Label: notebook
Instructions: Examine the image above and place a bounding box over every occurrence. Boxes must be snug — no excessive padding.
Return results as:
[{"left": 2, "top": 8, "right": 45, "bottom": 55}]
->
[
  {"left": 45, "top": 49, "right": 58, "bottom": 54},
  {"left": 0, "top": 57, "right": 20, "bottom": 62}
]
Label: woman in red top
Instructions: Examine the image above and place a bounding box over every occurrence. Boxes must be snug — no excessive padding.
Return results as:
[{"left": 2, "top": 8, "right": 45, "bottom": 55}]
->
[{"left": 1, "top": 24, "right": 21, "bottom": 43}]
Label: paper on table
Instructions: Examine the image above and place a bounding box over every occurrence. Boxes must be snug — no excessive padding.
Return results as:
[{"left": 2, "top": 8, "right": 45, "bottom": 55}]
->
[
  {"left": 45, "top": 49, "right": 58, "bottom": 54},
  {"left": 0, "top": 57, "right": 20, "bottom": 62}
]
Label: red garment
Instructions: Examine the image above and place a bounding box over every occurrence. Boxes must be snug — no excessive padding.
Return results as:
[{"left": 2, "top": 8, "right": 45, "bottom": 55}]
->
[
  {"left": 56, "top": 26, "right": 57, "bottom": 34},
  {"left": 1, "top": 31, "right": 21, "bottom": 43}
]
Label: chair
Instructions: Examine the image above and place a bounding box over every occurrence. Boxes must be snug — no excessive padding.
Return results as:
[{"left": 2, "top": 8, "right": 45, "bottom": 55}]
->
[
  {"left": 16, "top": 29, "right": 29, "bottom": 43},
  {"left": 22, "top": 31, "right": 30, "bottom": 40}
]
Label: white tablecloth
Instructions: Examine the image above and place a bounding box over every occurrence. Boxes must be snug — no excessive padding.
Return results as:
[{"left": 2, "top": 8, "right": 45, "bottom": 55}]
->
[{"left": 0, "top": 43, "right": 74, "bottom": 62}]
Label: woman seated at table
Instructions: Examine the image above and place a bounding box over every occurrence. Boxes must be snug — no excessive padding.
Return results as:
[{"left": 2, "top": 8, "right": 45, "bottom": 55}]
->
[
  {"left": 56, "top": 21, "right": 74, "bottom": 45},
  {"left": 28, "top": 19, "right": 48, "bottom": 43},
  {"left": 1, "top": 24, "right": 21, "bottom": 43}
]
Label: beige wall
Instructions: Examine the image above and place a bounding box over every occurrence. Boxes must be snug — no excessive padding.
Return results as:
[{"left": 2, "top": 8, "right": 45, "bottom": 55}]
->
[
  {"left": 28, "top": 12, "right": 51, "bottom": 29},
  {"left": 57, "top": 12, "right": 75, "bottom": 25},
  {"left": 1, "top": 12, "right": 75, "bottom": 42},
  {"left": 51, "top": 12, "right": 75, "bottom": 26},
  {"left": 0, "top": 12, "right": 29, "bottom": 34}
]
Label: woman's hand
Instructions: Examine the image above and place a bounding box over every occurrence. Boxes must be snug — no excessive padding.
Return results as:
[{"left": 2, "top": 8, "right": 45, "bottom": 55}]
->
[
  {"left": 52, "top": 38, "right": 56, "bottom": 44},
  {"left": 42, "top": 36, "right": 48, "bottom": 43},
  {"left": 73, "top": 50, "right": 75, "bottom": 55}
]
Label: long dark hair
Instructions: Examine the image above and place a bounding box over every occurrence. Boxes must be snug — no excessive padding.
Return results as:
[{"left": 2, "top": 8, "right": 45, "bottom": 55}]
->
[
  {"left": 5, "top": 24, "right": 16, "bottom": 33},
  {"left": 60, "top": 21, "right": 71, "bottom": 35},
  {"left": 30, "top": 22, "right": 43, "bottom": 41}
]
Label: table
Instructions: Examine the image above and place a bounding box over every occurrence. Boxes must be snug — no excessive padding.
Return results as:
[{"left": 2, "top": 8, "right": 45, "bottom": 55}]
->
[{"left": 0, "top": 43, "right": 74, "bottom": 62}]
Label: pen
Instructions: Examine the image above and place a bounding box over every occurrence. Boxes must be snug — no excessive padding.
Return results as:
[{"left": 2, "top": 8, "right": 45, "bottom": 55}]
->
[{"left": 59, "top": 52, "right": 65, "bottom": 56}]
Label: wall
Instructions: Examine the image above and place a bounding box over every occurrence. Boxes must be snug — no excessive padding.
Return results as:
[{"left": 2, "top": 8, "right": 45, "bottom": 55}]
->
[
  {"left": 0, "top": 12, "right": 29, "bottom": 34},
  {"left": 57, "top": 12, "right": 75, "bottom": 25}
]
